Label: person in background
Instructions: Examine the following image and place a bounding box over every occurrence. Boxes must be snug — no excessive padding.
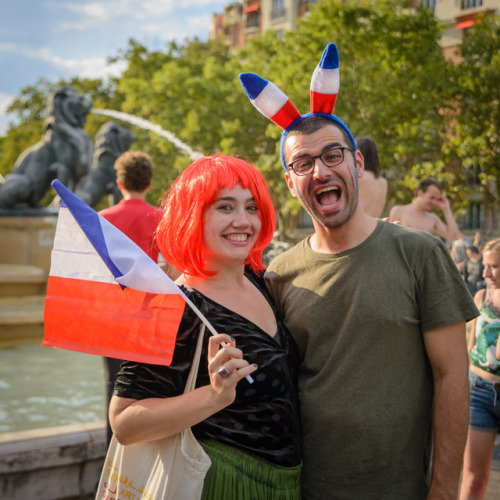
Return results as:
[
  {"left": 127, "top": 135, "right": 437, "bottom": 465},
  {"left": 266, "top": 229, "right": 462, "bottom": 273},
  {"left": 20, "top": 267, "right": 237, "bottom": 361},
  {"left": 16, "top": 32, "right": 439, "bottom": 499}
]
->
[
  {"left": 452, "top": 228, "right": 473, "bottom": 274},
  {"left": 356, "top": 136, "right": 387, "bottom": 218},
  {"left": 389, "top": 177, "right": 461, "bottom": 242},
  {"left": 99, "top": 150, "right": 178, "bottom": 445},
  {"left": 109, "top": 155, "right": 302, "bottom": 499},
  {"left": 473, "top": 231, "right": 484, "bottom": 251},
  {"left": 460, "top": 238, "right": 500, "bottom": 500},
  {"left": 463, "top": 245, "right": 485, "bottom": 297},
  {"left": 240, "top": 42, "right": 478, "bottom": 499}
]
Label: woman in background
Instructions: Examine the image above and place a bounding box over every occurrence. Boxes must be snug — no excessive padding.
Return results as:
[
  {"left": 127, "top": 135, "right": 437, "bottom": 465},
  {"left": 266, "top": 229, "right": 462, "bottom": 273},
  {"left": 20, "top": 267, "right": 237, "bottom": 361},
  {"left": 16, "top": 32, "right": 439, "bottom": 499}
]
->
[{"left": 460, "top": 238, "right": 500, "bottom": 499}]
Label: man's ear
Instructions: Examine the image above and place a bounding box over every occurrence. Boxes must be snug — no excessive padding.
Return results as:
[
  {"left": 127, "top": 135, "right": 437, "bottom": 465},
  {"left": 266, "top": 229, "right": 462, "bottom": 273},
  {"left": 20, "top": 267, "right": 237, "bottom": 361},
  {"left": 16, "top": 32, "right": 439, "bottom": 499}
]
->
[
  {"left": 355, "top": 149, "right": 364, "bottom": 179},
  {"left": 285, "top": 172, "right": 298, "bottom": 199},
  {"left": 116, "top": 179, "right": 125, "bottom": 190}
]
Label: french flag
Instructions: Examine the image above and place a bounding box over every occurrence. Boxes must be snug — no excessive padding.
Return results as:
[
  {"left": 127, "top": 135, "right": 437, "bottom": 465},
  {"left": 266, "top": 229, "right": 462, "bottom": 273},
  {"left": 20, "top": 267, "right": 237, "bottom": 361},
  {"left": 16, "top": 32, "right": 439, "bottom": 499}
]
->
[
  {"left": 43, "top": 180, "right": 187, "bottom": 366},
  {"left": 310, "top": 43, "right": 340, "bottom": 115},
  {"left": 239, "top": 73, "right": 301, "bottom": 130}
]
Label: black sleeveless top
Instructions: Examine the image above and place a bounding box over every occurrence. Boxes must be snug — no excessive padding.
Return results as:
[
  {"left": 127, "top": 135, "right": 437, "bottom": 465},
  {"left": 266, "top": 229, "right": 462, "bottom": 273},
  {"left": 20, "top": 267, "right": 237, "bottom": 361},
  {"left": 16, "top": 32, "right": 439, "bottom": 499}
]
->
[{"left": 114, "top": 270, "right": 301, "bottom": 466}]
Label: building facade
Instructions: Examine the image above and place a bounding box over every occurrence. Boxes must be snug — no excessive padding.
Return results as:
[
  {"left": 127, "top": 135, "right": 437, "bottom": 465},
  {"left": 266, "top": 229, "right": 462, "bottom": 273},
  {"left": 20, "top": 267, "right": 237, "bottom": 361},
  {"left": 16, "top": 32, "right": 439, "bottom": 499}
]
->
[
  {"left": 211, "top": 0, "right": 498, "bottom": 54},
  {"left": 210, "top": 0, "right": 321, "bottom": 47},
  {"left": 210, "top": 0, "right": 500, "bottom": 234}
]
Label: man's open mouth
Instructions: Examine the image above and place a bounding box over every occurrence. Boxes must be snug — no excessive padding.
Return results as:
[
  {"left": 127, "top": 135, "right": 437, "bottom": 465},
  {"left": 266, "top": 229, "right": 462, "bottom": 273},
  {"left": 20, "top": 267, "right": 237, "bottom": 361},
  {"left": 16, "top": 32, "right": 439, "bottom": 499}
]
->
[{"left": 316, "top": 186, "right": 340, "bottom": 207}]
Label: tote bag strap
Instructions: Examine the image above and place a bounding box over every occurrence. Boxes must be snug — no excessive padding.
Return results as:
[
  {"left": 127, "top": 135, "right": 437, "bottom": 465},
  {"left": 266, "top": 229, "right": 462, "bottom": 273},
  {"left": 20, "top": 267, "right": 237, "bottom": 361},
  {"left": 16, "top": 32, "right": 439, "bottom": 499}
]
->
[{"left": 184, "top": 323, "right": 206, "bottom": 394}]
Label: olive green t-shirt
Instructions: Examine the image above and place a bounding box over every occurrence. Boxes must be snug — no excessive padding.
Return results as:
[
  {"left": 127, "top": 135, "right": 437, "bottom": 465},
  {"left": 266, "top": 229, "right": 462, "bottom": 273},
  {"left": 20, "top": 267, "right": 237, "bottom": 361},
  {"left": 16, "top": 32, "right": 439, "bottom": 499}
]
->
[{"left": 265, "top": 220, "right": 478, "bottom": 500}]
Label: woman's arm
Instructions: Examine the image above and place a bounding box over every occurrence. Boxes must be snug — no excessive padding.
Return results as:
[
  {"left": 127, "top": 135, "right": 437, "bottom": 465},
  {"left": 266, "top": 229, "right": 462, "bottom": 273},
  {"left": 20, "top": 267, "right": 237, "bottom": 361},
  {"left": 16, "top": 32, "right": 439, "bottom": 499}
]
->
[
  {"left": 110, "top": 334, "right": 258, "bottom": 445},
  {"left": 468, "top": 289, "right": 485, "bottom": 353}
]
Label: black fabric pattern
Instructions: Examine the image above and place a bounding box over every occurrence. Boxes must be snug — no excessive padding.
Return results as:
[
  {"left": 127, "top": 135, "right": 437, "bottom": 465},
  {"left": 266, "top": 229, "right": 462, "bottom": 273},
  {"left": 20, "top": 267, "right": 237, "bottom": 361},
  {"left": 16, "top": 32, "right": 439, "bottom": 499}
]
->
[{"left": 114, "top": 270, "right": 301, "bottom": 466}]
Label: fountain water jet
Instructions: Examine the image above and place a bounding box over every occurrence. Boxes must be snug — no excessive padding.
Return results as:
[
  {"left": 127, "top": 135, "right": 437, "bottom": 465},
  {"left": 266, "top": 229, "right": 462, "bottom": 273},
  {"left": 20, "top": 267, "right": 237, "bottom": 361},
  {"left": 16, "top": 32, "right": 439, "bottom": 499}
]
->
[{"left": 91, "top": 109, "right": 204, "bottom": 161}]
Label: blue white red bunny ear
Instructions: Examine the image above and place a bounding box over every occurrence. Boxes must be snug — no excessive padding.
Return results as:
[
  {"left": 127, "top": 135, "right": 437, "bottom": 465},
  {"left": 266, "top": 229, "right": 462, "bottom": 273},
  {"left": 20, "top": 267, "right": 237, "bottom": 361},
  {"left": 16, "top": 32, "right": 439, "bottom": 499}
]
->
[
  {"left": 238, "top": 73, "right": 301, "bottom": 130},
  {"left": 239, "top": 42, "right": 356, "bottom": 170},
  {"left": 310, "top": 43, "right": 340, "bottom": 114}
]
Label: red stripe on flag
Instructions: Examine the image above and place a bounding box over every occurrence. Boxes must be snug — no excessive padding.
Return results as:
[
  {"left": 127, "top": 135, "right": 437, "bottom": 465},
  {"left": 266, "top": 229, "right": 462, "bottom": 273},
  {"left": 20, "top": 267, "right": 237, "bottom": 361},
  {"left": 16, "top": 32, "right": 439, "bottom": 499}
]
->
[
  {"left": 43, "top": 276, "right": 186, "bottom": 365},
  {"left": 310, "top": 90, "right": 337, "bottom": 115},
  {"left": 270, "top": 100, "right": 301, "bottom": 129}
]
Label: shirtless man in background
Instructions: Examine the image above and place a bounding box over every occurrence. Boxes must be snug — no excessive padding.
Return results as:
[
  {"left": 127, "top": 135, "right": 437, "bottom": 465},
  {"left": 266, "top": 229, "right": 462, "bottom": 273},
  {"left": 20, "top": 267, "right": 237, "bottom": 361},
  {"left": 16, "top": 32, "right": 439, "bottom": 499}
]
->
[{"left": 389, "top": 177, "right": 460, "bottom": 241}]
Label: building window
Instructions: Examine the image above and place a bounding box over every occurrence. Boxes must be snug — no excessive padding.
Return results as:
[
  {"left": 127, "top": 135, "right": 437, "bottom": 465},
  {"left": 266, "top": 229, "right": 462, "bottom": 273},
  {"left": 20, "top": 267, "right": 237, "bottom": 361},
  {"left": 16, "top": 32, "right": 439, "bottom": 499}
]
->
[
  {"left": 459, "top": 202, "right": 483, "bottom": 230},
  {"left": 271, "top": 0, "right": 285, "bottom": 19},
  {"left": 246, "top": 11, "right": 259, "bottom": 28},
  {"left": 420, "top": 0, "right": 437, "bottom": 11},
  {"left": 462, "top": 160, "right": 481, "bottom": 187},
  {"left": 461, "top": 0, "right": 483, "bottom": 9}
]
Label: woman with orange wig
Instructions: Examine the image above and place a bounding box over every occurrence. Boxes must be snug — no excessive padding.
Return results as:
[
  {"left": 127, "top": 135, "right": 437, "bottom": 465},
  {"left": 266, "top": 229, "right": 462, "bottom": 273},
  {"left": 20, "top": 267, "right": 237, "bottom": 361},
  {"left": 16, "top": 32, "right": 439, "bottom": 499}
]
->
[{"left": 109, "top": 155, "right": 301, "bottom": 499}]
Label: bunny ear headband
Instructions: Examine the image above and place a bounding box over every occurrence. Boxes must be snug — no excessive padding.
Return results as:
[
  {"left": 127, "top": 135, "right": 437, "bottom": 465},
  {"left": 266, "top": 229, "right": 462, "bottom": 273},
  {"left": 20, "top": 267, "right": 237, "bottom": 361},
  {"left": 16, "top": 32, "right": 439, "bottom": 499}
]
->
[{"left": 239, "top": 43, "right": 356, "bottom": 170}]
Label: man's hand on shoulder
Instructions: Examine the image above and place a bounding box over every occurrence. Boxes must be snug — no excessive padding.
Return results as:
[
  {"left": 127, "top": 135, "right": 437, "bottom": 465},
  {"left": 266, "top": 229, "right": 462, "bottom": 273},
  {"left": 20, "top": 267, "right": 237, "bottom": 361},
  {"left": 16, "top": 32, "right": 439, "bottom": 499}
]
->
[{"left": 388, "top": 205, "right": 402, "bottom": 223}]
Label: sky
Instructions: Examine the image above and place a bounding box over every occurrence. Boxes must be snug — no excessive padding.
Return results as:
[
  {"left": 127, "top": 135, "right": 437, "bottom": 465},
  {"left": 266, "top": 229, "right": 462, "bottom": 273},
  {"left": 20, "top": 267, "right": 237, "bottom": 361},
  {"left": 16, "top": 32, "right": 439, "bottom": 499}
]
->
[{"left": 0, "top": 0, "right": 229, "bottom": 136}]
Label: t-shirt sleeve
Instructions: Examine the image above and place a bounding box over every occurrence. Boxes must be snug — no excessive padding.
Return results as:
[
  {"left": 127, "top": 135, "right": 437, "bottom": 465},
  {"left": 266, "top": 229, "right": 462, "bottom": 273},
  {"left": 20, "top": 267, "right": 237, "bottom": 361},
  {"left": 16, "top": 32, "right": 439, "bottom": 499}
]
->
[{"left": 416, "top": 241, "right": 479, "bottom": 333}]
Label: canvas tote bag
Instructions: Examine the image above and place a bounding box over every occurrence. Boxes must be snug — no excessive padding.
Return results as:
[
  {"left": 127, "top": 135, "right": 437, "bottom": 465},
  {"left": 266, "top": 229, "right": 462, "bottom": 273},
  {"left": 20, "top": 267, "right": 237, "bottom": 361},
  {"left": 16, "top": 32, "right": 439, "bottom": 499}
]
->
[{"left": 96, "top": 324, "right": 212, "bottom": 500}]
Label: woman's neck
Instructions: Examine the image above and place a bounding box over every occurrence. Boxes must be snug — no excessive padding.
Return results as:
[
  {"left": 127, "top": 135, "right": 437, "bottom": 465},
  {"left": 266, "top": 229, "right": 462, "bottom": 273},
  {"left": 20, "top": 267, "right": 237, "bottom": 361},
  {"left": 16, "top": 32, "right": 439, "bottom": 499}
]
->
[{"left": 181, "top": 264, "right": 247, "bottom": 292}]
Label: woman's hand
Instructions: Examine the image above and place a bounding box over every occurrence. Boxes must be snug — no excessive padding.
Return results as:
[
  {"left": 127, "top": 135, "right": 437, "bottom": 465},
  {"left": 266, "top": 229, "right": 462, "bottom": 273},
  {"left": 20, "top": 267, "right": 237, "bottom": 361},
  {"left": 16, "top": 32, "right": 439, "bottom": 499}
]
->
[{"left": 207, "top": 334, "right": 258, "bottom": 407}]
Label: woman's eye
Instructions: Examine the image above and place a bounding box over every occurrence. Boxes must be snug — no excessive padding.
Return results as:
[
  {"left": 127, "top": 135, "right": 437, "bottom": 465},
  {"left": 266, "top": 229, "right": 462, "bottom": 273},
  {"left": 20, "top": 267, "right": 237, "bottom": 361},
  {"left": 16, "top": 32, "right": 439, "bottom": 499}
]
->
[
  {"left": 217, "top": 204, "right": 233, "bottom": 211},
  {"left": 247, "top": 205, "right": 259, "bottom": 213}
]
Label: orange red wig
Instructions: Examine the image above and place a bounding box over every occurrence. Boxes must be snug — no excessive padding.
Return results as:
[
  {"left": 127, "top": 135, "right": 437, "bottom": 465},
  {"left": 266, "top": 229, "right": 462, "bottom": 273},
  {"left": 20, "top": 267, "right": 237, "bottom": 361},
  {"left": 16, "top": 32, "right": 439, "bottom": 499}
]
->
[{"left": 157, "top": 155, "right": 276, "bottom": 278}]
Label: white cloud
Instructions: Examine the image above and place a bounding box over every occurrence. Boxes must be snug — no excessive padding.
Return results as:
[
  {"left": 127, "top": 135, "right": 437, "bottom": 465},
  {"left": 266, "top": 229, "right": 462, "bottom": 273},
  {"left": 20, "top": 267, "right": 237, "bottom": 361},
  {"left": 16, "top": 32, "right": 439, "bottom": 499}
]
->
[
  {"left": 0, "top": 43, "right": 15, "bottom": 52},
  {"left": 0, "top": 92, "right": 17, "bottom": 136},
  {"left": 1, "top": 43, "right": 125, "bottom": 81},
  {"left": 59, "top": 0, "right": 223, "bottom": 27},
  {"left": 0, "top": 92, "right": 15, "bottom": 115}
]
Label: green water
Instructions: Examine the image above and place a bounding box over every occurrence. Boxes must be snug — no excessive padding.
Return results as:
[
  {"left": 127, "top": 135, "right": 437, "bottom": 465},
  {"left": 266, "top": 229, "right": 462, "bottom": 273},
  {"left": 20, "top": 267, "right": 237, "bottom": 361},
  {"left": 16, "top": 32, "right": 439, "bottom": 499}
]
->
[{"left": 0, "top": 343, "right": 106, "bottom": 433}]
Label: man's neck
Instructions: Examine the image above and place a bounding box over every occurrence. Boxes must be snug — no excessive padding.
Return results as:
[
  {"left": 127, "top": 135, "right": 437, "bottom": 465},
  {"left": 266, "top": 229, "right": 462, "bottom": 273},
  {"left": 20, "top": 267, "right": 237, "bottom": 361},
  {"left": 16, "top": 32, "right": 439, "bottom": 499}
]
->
[
  {"left": 410, "top": 198, "right": 428, "bottom": 214},
  {"left": 122, "top": 190, "right": 148, "bottom": 201},
  {"left": 310, "top": 211, "right": 378, "bottom": 254}
]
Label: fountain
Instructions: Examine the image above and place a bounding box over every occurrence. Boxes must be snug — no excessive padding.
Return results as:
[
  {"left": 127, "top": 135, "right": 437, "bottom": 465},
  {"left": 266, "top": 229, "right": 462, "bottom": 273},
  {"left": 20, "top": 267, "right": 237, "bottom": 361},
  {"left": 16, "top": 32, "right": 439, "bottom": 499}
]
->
[
  {"left": 0, "top": 90, "right": 206, "bottom": 499},
  {"left": 90, "top": 108, "right": 204, "bottom": 161}
]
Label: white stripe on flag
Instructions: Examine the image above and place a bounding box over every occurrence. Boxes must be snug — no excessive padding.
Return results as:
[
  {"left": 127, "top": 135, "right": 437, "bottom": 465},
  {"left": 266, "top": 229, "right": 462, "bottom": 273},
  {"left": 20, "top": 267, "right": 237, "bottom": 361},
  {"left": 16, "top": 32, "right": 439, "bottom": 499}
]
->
[{"left": 50, "top": 207, "right": 115, "bottom": 283}]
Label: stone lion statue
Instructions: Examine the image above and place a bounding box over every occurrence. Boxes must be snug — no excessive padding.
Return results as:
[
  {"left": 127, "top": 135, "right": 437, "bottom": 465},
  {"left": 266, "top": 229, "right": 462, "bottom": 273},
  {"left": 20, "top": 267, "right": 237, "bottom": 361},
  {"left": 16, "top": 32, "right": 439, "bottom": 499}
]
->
[
  {"left": 0, "top": 87, "right": 93, "bottom": 209},
  {"left": 75, "top": 121, "right": 136, "bottom": 207}
]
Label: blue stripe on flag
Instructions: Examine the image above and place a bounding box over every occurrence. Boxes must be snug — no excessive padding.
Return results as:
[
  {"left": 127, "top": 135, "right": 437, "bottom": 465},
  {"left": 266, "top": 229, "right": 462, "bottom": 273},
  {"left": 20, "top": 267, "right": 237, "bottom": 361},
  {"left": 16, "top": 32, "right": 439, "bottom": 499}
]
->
[{"left": 51, "top": 180, "right": 123, "bottom": 280}]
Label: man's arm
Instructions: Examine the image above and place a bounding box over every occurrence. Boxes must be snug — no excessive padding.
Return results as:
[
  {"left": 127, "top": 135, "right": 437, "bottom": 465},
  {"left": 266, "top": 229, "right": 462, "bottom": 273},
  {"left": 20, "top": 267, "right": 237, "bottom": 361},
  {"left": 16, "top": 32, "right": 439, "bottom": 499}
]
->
[
  {"left": 423, "top": 321, "right": 469, "bottom": 500},
  {"left": 433, "top": 196, "right": 460, "bottom": 241}
]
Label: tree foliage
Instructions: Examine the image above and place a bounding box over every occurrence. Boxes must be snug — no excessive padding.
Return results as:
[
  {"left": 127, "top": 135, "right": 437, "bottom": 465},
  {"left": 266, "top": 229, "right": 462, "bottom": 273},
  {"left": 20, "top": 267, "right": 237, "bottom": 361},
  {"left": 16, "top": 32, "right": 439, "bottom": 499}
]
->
[{"left": 449, "top": 14, "right": 500, "bottom": 225}]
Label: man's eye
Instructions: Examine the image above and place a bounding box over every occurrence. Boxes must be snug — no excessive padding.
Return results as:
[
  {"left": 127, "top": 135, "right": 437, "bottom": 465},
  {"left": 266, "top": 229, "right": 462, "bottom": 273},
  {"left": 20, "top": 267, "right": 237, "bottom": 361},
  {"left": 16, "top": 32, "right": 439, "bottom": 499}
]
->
[
  {"left": 323, "top": 151, "right": 342, "bottom": 162},
  {"left": 295, "top": 159, "right": 313, "bottom": 171}
]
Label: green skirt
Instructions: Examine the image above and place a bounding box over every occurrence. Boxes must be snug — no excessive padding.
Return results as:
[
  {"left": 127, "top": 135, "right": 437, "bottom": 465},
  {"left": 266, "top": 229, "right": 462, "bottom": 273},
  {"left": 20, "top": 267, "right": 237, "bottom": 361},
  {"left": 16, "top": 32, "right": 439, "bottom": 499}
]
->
[{"left": 199, "top": 439, "right": 302, "bottom": 500}]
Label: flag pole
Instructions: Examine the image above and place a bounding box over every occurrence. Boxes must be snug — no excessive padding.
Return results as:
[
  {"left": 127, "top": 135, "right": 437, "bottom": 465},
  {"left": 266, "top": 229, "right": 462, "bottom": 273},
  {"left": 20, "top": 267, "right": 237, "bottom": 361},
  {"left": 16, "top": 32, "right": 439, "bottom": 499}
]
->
[{"left": 178, "top": 290, "right": 254, "bottom": 384}]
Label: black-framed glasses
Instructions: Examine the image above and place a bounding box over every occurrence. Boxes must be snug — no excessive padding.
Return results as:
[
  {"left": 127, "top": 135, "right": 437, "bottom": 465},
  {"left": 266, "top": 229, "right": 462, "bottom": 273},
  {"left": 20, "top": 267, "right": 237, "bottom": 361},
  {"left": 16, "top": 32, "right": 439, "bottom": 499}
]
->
[{"left": 287, "top": 146, "right": 354, "bottom": 176}]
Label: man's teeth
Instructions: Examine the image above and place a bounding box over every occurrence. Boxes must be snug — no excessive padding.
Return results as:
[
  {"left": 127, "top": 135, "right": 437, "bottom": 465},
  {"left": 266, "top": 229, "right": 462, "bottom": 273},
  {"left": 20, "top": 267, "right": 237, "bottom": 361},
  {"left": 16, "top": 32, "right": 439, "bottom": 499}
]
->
[{"left": 317, "top": 186, "right": 339, "bottom": 195}]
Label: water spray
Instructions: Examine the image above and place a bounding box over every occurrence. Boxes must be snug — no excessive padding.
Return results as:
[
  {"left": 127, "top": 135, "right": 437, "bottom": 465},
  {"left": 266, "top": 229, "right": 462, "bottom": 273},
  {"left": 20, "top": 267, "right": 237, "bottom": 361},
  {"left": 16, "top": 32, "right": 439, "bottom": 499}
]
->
[{"left": 91, "top": 109, "right": 204, "bottom": 161}]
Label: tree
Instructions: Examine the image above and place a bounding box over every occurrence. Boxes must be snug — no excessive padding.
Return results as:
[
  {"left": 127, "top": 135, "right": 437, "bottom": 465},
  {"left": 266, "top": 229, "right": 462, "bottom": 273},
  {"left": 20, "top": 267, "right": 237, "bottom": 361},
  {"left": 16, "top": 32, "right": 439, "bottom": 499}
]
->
[
  {"left": 286, "top": 0, "right": 455, "bottom": 208},
  {"left": 450, "top": 15, "right": 500, "bottom": 230}
]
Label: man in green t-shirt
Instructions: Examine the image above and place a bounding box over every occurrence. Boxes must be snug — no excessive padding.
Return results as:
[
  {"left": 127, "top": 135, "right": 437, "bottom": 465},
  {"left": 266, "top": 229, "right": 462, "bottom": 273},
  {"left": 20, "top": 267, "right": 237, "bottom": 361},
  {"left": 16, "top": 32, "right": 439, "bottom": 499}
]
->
[{"left": 239, "top": 43, "right": 478, "bottom": 499}]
